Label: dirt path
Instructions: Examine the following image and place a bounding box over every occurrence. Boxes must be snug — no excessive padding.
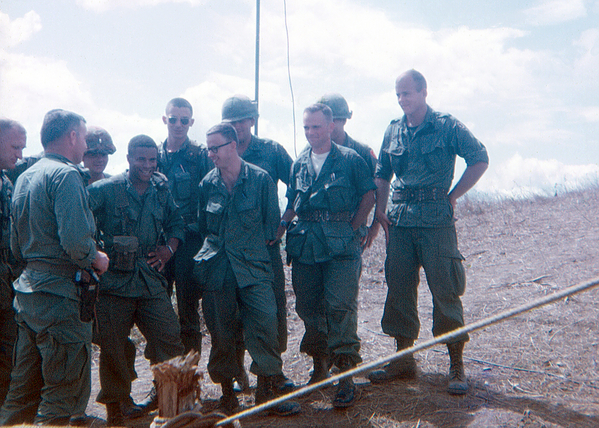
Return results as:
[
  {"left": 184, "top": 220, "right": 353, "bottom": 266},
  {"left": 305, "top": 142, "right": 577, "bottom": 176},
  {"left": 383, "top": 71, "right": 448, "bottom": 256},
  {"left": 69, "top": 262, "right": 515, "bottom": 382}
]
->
[{"left": 86, "top": 188, "right": 599, "bottom": 427}]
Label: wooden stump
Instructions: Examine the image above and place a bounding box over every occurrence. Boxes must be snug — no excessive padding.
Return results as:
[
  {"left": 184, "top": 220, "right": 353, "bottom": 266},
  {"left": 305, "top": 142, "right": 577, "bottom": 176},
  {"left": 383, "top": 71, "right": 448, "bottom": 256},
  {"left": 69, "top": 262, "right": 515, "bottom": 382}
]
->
[{"left": 152, "top": 350, "right": 202, "bottom": 419}]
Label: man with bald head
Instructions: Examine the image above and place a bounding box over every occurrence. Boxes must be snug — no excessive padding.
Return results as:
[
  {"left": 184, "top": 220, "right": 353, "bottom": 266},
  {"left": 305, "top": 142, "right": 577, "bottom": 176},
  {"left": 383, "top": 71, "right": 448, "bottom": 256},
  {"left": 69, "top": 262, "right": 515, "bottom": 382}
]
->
[
  {"left": 0, "top": 119, "right": 26, "bottom": 407},
  {"left": 368, "top": 70, "right": 488, "bottom": 395}
]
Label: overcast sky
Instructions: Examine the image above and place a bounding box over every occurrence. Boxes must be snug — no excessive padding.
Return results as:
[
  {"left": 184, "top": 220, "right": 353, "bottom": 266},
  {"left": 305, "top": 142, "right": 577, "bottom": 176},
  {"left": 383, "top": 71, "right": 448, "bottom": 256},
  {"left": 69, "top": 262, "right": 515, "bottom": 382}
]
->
[{"left": 1, "top": 0, "right": 598, "bottom": 197}]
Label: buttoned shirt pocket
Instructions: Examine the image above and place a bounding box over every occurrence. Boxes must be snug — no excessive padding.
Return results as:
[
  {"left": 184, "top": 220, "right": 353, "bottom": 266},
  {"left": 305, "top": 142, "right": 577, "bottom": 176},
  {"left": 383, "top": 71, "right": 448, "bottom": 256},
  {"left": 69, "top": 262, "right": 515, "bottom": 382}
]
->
[
  {"left": 420, "top": 134, "right": 451, "bottom": 174},
  {"left": 205, "top": 198, "right": 225, "bottom": 233},
  {"left": 173, "top": 171, "right": 192, "bottom": 201},
  {"left": 387, "top": 135, "right": 409, "bottom": 178},
  {"left": 324, "top": 174, "right": 354, "bottom": 210},
  {"left": 236, "top": 198, "right": 261, "bottom": 230}
]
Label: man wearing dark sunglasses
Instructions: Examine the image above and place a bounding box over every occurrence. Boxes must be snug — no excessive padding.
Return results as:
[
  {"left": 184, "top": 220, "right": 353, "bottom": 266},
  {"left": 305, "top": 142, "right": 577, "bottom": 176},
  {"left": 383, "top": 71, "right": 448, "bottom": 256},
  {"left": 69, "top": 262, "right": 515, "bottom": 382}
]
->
[
  {"left": 221, "top": 95, "right": 295, "bottom": 394},
  {"left": 156, "top": 98, "right": 213, "bottom": 398}
]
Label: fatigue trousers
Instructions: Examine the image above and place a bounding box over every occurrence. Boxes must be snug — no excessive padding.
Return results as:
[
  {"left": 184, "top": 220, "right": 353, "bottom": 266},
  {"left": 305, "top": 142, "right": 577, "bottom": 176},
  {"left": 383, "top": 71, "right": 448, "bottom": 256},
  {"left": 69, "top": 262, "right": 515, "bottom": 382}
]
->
[
  {"left": 202, "top": 258, "right": 282, "bottom": 384},
  {"left": 95, "top": 292, "right": 184, "bottom": 404},
  {"left": 174, "top": 231, "right": 204, "bottom": 354},
  {"left": 292, "top": 257, "right": 362, "bottom": 367},
  {"left": 0, "top": 276, "right": 16, "bottom": 406},
  {"left": 382, "top": 225, "right": 469, "bottom": 343},
  {"left": 0, "top": 291, "right": 92, "bottom": 425},
  {"left": 235, "top": 243, "right": 288, "bottom": 361}
]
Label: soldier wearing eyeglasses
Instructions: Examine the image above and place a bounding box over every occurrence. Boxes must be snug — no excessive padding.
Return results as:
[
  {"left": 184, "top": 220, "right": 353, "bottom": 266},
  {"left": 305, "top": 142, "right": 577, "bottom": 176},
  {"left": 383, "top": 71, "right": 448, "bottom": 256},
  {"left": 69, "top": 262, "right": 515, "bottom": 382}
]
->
[
  {"left": 193, "top": 123, "right": 300, "bottom": 417},
  {"left": 157, "top": 98, "right": 213, "bottom": 359},
  {"left": 221, "top": 95, "right": 294, "bottom": 393}
]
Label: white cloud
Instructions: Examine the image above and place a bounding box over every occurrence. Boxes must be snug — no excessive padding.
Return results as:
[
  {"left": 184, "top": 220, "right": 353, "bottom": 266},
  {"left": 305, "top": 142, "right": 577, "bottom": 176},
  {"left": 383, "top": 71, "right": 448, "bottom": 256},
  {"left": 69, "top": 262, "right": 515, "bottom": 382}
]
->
[
  {"left": 579, "top": 106, "right": 599, "bottom": 122},
  {"left": 0, "top": 10, "right": 41, "bottom": 48},
  {"left": 75, "top": 0, "right": 208, "bottom": 13},
  {"left": 480, "top": 153, "right": 599, "bottom": 196},
  {"left": 523, "top": 0, "right": 587, "bottom": 26},
  {"left": 574, "top": 28, "right": 599, "bottom": 86}
]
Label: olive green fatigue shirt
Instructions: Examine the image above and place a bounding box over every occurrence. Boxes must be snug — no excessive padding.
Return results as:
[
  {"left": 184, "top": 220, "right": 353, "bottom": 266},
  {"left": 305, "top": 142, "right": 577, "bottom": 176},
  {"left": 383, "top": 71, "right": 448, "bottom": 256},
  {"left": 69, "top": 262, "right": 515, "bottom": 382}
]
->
[
  {"left": 195, "top": 161, "right": 280, "bottom": 289},
  {"left": 158, "top": 138, "right": 214, "bottom": 227},
  {"left": 10, "top": 154, "right": 98, "bottom": 300},
  {"left": 4, "top": 153, "right": 43, "bottom": 186},
  {"left": 88, "top": 172, "right": 185, "bottom": 297},
  {"left": 375, "top": 106, "right": 489, "bottom": 228},
  {"left": 0, "top": 173, "right": 16, "bottom": 406},
  {"left": 285, "top": 142, "right": 377, "bottom": 265},
  {"left": 0, "top": 172, "right": 21, "bottom": 309},
  {"left": 241, "top": 135, "right": 293, "bottom": 187},
  {"left": 343, "top": 133, "right": 377, "bottom": 177}
]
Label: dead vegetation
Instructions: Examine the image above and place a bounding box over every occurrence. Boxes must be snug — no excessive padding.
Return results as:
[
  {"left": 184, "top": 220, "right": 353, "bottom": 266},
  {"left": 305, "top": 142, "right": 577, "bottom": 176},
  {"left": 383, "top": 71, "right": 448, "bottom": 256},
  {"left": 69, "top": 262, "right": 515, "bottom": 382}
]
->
[{"left": 87, "top": 187, "right": 599, "bottom": 427}]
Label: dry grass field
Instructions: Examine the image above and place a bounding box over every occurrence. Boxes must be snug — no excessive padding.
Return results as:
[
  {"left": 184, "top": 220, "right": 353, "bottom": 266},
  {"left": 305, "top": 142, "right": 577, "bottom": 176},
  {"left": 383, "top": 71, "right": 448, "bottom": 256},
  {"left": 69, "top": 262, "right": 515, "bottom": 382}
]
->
[{"left": 87, "top": 186, "right": 599, "bottom": 427}]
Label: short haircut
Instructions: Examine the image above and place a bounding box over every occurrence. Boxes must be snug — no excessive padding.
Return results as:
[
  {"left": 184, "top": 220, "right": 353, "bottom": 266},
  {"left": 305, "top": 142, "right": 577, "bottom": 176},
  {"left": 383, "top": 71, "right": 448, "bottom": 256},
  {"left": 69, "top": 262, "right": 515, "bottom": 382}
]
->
[
  {"left": 403, "top": 69, "right": 427, "bottom": 92},
  {"left": 40, "top": 109, "right": 86, "bottom": 149},
  {"left": 206, "top": 123, "right": 239, "bottom": 144},
  {"left": 303, "top": 103, "right": 333, "bottom": 123},
  {"left": 0, "top": 118, "right": 26, "bottom": 140},
  {"left": 166, "top": 97, "right": 193, "bottom": 116},
  {"left": 127, "top": 134, "right": 158, "bottom": 155}
]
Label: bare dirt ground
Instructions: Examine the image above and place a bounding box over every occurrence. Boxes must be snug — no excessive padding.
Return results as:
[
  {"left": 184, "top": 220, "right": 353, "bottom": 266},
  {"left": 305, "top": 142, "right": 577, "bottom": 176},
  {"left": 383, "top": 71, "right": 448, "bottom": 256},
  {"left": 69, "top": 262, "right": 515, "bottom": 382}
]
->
[{"left": 86, "top": 187, "right": 599, "bottom": 427}]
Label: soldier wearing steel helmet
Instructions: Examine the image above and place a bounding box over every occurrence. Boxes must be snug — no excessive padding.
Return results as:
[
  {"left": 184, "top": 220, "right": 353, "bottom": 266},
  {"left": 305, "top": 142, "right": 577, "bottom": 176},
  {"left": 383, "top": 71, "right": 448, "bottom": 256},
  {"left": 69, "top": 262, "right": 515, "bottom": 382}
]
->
[
  {"left": 221, "top": 95, "right": 295, "bottom": 393},
  {"left": 317, "top": 93, "right": 377, "bottom": 176},
  {"left": 317, "top": 94, "right": 381, "bottom": 248},
  {"left": 83, "top": 126, "right": 117, "bottom": 184}
]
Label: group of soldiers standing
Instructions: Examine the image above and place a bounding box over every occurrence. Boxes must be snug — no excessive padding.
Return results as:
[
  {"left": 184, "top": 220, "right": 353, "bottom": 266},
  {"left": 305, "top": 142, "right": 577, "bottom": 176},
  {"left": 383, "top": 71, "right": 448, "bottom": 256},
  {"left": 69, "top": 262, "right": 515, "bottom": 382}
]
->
[{"left": 0, "top": 69, "right": 488, "bottom": 425}]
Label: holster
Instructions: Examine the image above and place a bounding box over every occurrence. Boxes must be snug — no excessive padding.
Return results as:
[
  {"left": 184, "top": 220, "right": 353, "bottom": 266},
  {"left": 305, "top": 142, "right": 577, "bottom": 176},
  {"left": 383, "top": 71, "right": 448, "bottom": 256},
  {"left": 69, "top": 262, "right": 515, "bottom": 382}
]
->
[{"left": 75, "top": 269, "right": 100, "bottom": 323}]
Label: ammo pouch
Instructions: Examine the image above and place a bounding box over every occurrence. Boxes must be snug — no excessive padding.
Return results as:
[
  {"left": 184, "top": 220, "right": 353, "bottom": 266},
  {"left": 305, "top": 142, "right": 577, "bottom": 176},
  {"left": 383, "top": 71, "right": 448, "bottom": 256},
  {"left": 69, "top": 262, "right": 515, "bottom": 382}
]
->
[{"left": 112, "top": 236, "right": 139, "bottom": 272}]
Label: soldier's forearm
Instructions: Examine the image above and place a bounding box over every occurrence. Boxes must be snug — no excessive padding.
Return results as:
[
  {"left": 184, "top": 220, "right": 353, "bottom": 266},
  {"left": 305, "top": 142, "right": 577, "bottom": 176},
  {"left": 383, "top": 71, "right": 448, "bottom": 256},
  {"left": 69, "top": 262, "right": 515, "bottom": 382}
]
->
[
  {"left": 448, "top": 162, "right": 488, "bottom": 203},
  {"left": 374, "top": 178, "right": 390, "bottom": 214},
  {"left": 351, "top": 190, "right": 375, "bottom": 230}
]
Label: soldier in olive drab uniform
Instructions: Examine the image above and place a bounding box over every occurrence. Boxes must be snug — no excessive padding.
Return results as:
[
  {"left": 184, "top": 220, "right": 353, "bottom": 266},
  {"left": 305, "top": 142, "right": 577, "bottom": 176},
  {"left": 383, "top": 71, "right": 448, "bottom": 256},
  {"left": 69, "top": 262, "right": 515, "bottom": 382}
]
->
[
  {"left": 0, "top": 110, "right": 110, "bottom": 426},
  {"left": 317, "top": 93, "right": 383, "bottom": 250},
  {"left": 4, "top": 153, "right": 43, "bottom": 185},
  {"left": 317, "top": 93, "right": 377, "bottom": 176},
  {"left": 88, "top": 135, "right": 186, "bottom": 425},
  {"left": 83, "top": 126, "right": 117, "bottom": 184},
  {"left": 83, "top": 127, "right": 143, "bottom": 419},
  {"left": 221, "top": 95, "right": 294, "bottom": 392},
  {"left": 280, "top": 104, "right": 376, "bottom": 408},
  {"left": 158, "top": 98, "right": 213, "bottom": 356},
  {"left": 194, "top": 124, "right": 300, "bottom": 416},
  {"left": 0, "top": 119, "right": 27, "bottom": 407},
  {"left": 367, "top": 70, "right": 488, "bottom": 395}
]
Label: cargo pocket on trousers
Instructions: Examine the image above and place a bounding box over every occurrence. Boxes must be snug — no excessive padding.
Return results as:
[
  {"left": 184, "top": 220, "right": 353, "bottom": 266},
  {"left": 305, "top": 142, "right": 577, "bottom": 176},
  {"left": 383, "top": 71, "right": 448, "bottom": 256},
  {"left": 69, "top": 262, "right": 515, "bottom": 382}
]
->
[{"left": 41, "top": 321, "right": 90, "bottom": 389}]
